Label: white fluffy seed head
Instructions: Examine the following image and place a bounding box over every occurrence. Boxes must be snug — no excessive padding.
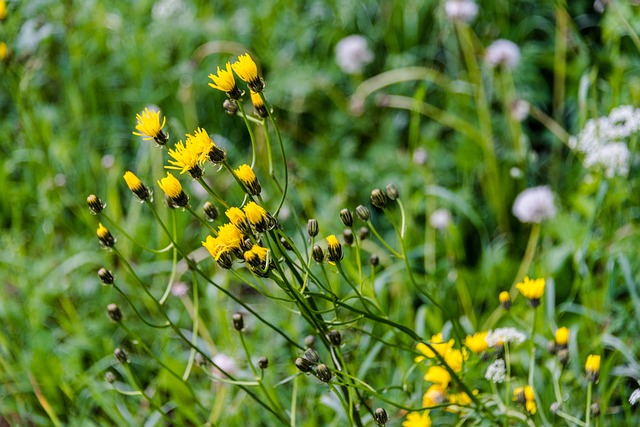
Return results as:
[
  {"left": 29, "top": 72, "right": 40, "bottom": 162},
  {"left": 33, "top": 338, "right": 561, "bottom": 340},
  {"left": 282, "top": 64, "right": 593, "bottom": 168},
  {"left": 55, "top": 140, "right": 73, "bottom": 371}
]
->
[{"left": 512, "top": 186, "right": 556, "bottom": 224}]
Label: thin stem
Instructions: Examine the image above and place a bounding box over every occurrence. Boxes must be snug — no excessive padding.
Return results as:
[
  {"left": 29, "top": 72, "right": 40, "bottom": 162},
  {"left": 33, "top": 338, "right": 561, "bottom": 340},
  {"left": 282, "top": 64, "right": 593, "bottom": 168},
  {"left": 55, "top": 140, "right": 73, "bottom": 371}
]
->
[
  {"left": 260, "top": 93, "right": 288, "bottom": 215},
  {"left": 197, "top": 177, "right": 230, "bottom": 209},
  {"left": 123, "top": 364, "right": 175, "bottom": 425},
  {"left": 112, "top": 284, "right": 170, "bottom": 329},
  {"left": 528, "top": 308, "right": 538, "bottom": 386},
  {"left": 366, "top": 220, "right": 402, "bottom": 258},
  {"left": 585, "top": 381, "right": 593, "bottom": 427},
  {"left": 183, "top": 272, "right": 199, "bottom": 381},
  {"left": 159, "top": 209, "right": 178, "bottom": 304},
  {"left": 235, "top": 101, "right": 258, "bottom": 168},
  {"left": 100, "top": 212, "right": 173, "bottom": 253}
]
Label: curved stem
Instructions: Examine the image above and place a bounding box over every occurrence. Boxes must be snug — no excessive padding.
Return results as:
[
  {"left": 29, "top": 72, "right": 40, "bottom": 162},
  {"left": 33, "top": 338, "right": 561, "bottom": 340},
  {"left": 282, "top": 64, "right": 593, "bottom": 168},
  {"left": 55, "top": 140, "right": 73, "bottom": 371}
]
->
[
  {"left": 259, "top": 93, "right": 288, "bottom": 215},
  {"left": 235, "top": 101, "right": 258, "bottom": 168}
]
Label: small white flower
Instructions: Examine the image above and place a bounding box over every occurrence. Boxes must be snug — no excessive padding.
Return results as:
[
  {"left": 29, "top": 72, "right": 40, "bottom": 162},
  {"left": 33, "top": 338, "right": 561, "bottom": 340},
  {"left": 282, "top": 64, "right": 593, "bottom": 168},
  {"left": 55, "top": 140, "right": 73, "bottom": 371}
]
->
[
  {"left": 510, "top": 99, "right": 530, "bottom": 122},
  {"left": 583, "top": 142, "right": 630, "bottom": 178},
  {"left": 413, "top": 147, "right": 428, "bottom": 165},
  {"left": 485, "top": 327, "right": 526, "bottom": 347},
  {"left": 629, "top": 388, "right": 640, "bottom": 405},
  {"left": 485, "top": 39, "right": 521, "bottom": 70},
  {"left": 429, "top": 208, "right": 452, "bottom": 230},
  {"left": 335, "top": 35, "right": 374, "bottom": 75},
  {"left": 512, "top": 186, "right": 556, "bottom": 224},
  {"left": 212, "top": 353, "right": 237, "bottom": 378},
  {"left": 171, "top": 282, "right": 189, "bottom": 297},
  {"left": 485, "top": 359, "right": 506, "bottom": 383},
  {"left": 445, "top": 0, "right": 479, "bottom": 22}
]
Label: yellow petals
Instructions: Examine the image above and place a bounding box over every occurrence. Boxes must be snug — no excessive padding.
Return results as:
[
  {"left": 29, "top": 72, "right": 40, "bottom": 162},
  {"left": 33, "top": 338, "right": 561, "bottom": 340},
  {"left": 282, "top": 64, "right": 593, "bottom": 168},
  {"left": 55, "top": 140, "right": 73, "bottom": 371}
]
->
[
  {"left": 516, "top": 276, "right": 545, "bottom": 306},
  {"left": 464, "top": 332, "right": 489, "bottom": 353},
  {"left": 133, "top": 108, "right": 168, "bottom": 145},
  {"left": 424, "top": 366, "right": 451, "bottom": 388},
  {"left": 585, "top": 354, "right": 601, "bottom": 382},
  {"left": 232, "top": 53, "right": 264, "bottom": 92},
  {"left": 208, "top": 62, "right": 242, "bottom": 99},
  {"left": 555, "top": 327, "right": 569, "bottom": 347},
  {"left": 234, "top": 164, "right": 261, "bottom": 195}
]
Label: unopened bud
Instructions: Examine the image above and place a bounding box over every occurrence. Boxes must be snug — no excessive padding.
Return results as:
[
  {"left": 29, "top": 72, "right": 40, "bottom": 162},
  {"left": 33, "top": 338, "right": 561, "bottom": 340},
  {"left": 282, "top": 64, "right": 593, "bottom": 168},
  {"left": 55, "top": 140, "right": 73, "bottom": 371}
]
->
[
  {"left": 307, "top": 219, "right": 319, "bottom": 237},
  {"left": 374, "top": 407, "right": 389, "bottom": 425},
  {"left": 98, "top": 268, "right": 114, "bottom": 285},
  {"left": 258, "top": 356, "right": 269, "bottom": 370},
  {"left": 304, "top": 335, "right": 316, "bottom": 348},
  {"left": 385, "top": 183, "right": 399, "bottom": 200},
  {"left": 87, "top": 194, "right": 105, "bottom": 215},
  {"left": 355, "top": 205, "right": 370, "bottom": 221},
  {"left": 223, "top": 99, "right": 238, "bottom": 115},
  {"left": 590, "top": 402, "right": 600, "bottom": 417},
  {"left": 547, "top": 340, "right": 557, "bottom": 355},
  {"left": 340, "top": 209, "right": 353, "bottom": 227},
  {"left": 316, "top": 364, "right": 332, "bottom": 382},
  {"left": 499, "top": 291, "right": 511, "bottom": 310},
  {"left": 370, "top": 188, "right": 388, "bottom": 209},
  {"left": 107, "top": 304, "right": 123, "bottom": 322},
  {"left": 280, "top": 236, "right": 293, "bottom": 250},
  {"left": 357, "top": 226, "right": 369, "bottom": 240},
  {"left": 558, "top": 349, "right": 569, "bottom": 366},
  {"left": 232, "top": 313, "right": 244, "bottom": 331},
  {"left": 105, "top": 371, "right": 116, "bottom": 384},
  {"left": 343, "top": 229, "right": 354, "bottom": 246},
  {"left": 295, "top": 357, "right": 313, "bottom": 373},
  {"left": 203, "top": 202, "right": 219, "bottom": 221},
  {"left": 312, "top": 245, "right": 324, "bottom": 263},
  {"left": 304, "top": 348, "right": 320, "bottom": 364},
  {"left": 114, "top": 348, "right": 129, "bottom": 364},
  {"left": 370, "top": 254, "right": 379, "bottom": 267},
  {"left": 328, "top": 330, "right": 342, "bottom": 346}
]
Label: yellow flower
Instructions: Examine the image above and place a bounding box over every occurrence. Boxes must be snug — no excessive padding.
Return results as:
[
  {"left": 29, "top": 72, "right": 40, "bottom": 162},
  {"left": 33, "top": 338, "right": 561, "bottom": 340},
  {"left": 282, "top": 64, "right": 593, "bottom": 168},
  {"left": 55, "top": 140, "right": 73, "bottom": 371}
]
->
[
  {"left": 202, "top": 223, "right": 244, "bottom": 269},
  {"left": 516, "top": 276, "right": 545, "bottom": 307},
  {"left": 424, "top": 366, "right": 451, "bottom": 388},
  {"left": 499, "top": 291, "right": 511, "bottom": 310},
  {"left": 243, "top": 201, "right": 269, "bottom": 233},
  {"left": 444, "top": 348, "right": 467, "bottom": 373},
  {"left": 208, "top": 62, "right": 242, "bottom": 99},
  {"left": 464, "top": 332, "right": 489, "bottom": 353},
  {"left": 166, "top": 140, "right": 203, "bottom": 178},
  {"left": 232, "top": 53, "right": 265, "bottom": 92},
  {"left": 0, "top": 0, "right": 6, "bottom": 20},
  {"left": 132, "top": 108, "right": 168, "bottom": 145},
  {"left": 250, "top": 91, "right": 268, "bottom": 118},
  {"left": 402, "top": 411, "right": 432, "bottom": 427},
  {"left": 448, "top": 391, "right": 471, "bottom": 407},
  {"left": 244, "top": 244, "right": 270, "bottom": 277},
  {"left": 158, "top": 172, "right": 188, "bottom": 207},
  {"left": 555, "top": 327, "right": 569, "bottom": 347},
  {"left": 226, "top": 207, "right": 251, "bottom": 234},
  {"left": 585, "top": 354, "right": 601, "bottom": 382},
  {"left": 415, "top": 333, "right": 455, "bottom": 362},
  {"left": 0, "top": 42, "right": 8, "bottom": 61},
  {"left": 422, "top": 384, "right": 447, "bottom": 408},
  {"left": 514, "top": 386, "right": 536, "bottom": 414},
  {"left": 234, "top": 164, "right": 261, "bottom": 196},
  {"left": 96, "top": 223, "right": 115, "bottom": 247},
  {"left": 186, "top": 127, "right": 226, "bottom": 164},
  {"left": 326, "top": 234, "right": 343, "bottom": 263},
  {"left": 123, "top": 171, "right": 150, "bottom": 201}
]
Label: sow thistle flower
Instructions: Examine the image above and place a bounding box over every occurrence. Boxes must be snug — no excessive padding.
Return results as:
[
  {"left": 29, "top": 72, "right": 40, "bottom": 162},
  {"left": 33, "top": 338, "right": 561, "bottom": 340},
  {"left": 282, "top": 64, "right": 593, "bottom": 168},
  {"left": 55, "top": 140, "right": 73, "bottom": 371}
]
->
[
  {"left": 499, "top": 291, "right": 511, "bottom": 310},
  {"left": 424, "top": 365, "right": 451, "bottom": 388},
  {"left": 244, "top": 244, "right": 271, "bottom": 277},
  {"left": 96, "top": 223, "right": 115, "bottom": 248},
  {"left": 132, "top": 107, "right": 168, "bottom": 146},
  {"left": 250, "top": 91, "right": 268, "bottom": 118},
  {"left": 226, "top": 207, "right": 251, "bottom": 235},
  {"left": 232, "top": 53, "right": 265, "bottom": 93},
  {"left": 235, "top": 164, "right": 261, "bottom": 196},
  {"left": 585, "top": 354, "right": 601, "bottom": 382},
  {"left": 326, "top": 235, "right": 343, "bottom": 263},
  {"left": 166, "top": 140, "right": 204, "bottom": 179},
  {"left": 208, "top": 62, "right": 243, "bottom": 100},
  {"left": 123, "top": 171, "right": 151, "bottom": 201},
  {"left": 555, "top": 327, "right": 569, "bottom": 349},
  {"left": 202, "top": 223, "right": 244, "bottom": 269},
  {"left": 402, "top": 411, "right": 432, "bottom": 427},
  {"left": 243, "top": 201, "right": 269, "bottom": 233},
  {"left": 415, "top": 333, "right": 454, "bottom": 361},
  {"left": 187, "top": 127, "right": 226, "bottom": 164},
  {"left": 514, "top": 385, "right": 537, "bottom": 414},
  {"left": 464, "top": 331, "right": 489, "bottom": 353},
  {"left": 158, "top": 172, "right": 189, "bottom": 208},
  {"left": 516, "top": 276, "right": 545, "bottom": 307}
]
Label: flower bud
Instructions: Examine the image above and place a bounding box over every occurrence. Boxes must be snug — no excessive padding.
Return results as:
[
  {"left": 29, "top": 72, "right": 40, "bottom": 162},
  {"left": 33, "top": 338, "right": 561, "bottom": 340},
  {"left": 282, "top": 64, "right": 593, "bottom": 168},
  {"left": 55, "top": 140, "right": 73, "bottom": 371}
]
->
[
  {"left": 316, "top": 364, "right": 332, "bottom": 382},
  {"left": 258, "top": 356, "right": 269, "bottom": 370},
  {"left": 499, "top": 291, "right": 511, "bottom": 310},
  {"left": 304, "top": 335, "right": 316, "bottom": 348},
  {"left": 370, "top": 254, "right": 379, "bottom": 267},
  {"left": 557, "top": 348, "right": 569, "bottom": 366},
  {"left": 304, "top": 348, "right": 320, "bottom": 364},
  {"left": 223, "top": 99, "right": 238, "bottom": 115},
  {"left": 87, "top": 194, "right": 105, "bottom": 215},
  {"left": 295, "top": 357, "right": 313, "bottom": 373},
  {"left": 374, "top": 407, "right": 388, "bottom": 425},
  {"left": 96, "top": 223, "right": 115, "bottom": 248},
  {"left": 307, "top": 219, "right": 319, "bottom": 237},
  {"left": 107, "top": 303, "right": 123, "bottom": 323},
  {"left": 232, "top": 313, "right": 244, "bottom": 331},
  {"left": 342, "top": 229, "right": 354, "bottom": 246},
  {"left": 385, "top": 183, "right": 399, "bottom": 200},
  {"left": 340, "top": 209, "right": 353, "bottom": 227},
  {"left": 98, "top": 268, "right": 114, "bottom": 285},
  {"left": 585, "top": 354, "right": 600, "bottom": 382},
  {"left": 370, "top": 188, "right": 388, "bottom": 209},
  {"left": 280, "top": 236, "right": 293, "bottom": 251},
  {"left": 326, "top": 235, "right": 343, "bottom": 262},
  {"left": 328, "top": 330, "right": 342, "bottom": 346},
  {"left": 114, "top": 348, "right": 129, "bottom": 364},
  {"left": 105, "top": 371, "right": 116, "bottom": 384},
  {"left": 203, "top": 202, "right": 219, "bottom": 221},
  {"left": 355, "top": 205, "right": 370, "bottom": 221},
  {"left": 195, "top": 352, "right": 206, "bottom": 367},
  {"left": 357, "top": 226, "right": 369, "bottom": 240},
  {"left": 312, "top": 245, "right": 324, "bottom": 263}
]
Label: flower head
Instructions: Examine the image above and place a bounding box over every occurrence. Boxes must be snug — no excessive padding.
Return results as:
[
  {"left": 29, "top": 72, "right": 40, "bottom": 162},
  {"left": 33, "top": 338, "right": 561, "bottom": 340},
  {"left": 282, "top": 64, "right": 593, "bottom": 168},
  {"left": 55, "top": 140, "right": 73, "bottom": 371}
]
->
[
  {"left": 232, "top": 53, "right": 265, "bottom": 92},
  {"left": 326, "top": 235, "right": 343, "bottom": 263},
  {"left": 485, "top": 327, "right": 526, "bottom": 347},
  {"left": 424, "top": 366, "right": 451, "bottom": 388},
  {"left": 429, "top": 208, "right": 452, "bottom": 229},
  {"left": 334, "top": 35, "right": 374, "bottom": 75},
  {"left": 516, "top": 276, "right": 545, "bottom": 307},
  {"left": 585, "top": 354, "right": 601, "bottom": 382},
  {"left": 465, "top": 332, "right": 489, "bottom": 353},
  {"left": 234, "top": 164, "right": 261, "bottom": 195},
  {"left": 485, "top": 39, "right": 521, "bottom": 70},
  {"left": 422, "top": 384, "right": 447, "bottom": 407},
  {"left": 445, "top": 0, "right": 478, "bottom": 22},
  {"left": 202, "top": 223, "right": 244, "bottom": 269},
  {"left": 123, "top": 171, "right": 151, "bottom": 201},
  {"left": 243, "top": 201, "right": 269, "bottom": 233},
  {"left": 208, "top": 62, "right": 243, "bottom": 99},
  {"left": 0, "top": 42, "right": 8, "bottom": 61},
  {"left": 250, "top": 91, "right": 268, "bottom": 118},
  {"left": 166, "top": 140, "right": 203, "bottom": 179},
  {"left": 415, "top": 333, "right": 454, "bottom": 362},
  {"left": 555, "top": 327, "right": 569, "bottom": 348},
  {"left": 133, "top": 107, "right": 168, "bottom": 145},
  {"left": 512, "top": 186, "right": 556, "bottom": 223},
  {"left": 499, "top": 291, "right": 511, "bottom": 310},
  {"left": 485, "top": 359, "right": 506, "bottom": 383},
  {"left": 226, "top": 207, "right": 251, "bottom": 235},
  {"left": 158, "top": 172, "right": 189, "bottom": 207},
  {"left": 96, "top": 223, "right": 115, "bottom": 247},
  {"left": 0, "top": 0, "right": 6, "bottom": 20},
  {"left": 244, "top": 244, "right": 270, "bottom": 277},
  {"left": 402, "top": 411, "right": 432, "bottom": 427},
  {"left": 514, "top": 386, "right": 536, "bottom": 414}
]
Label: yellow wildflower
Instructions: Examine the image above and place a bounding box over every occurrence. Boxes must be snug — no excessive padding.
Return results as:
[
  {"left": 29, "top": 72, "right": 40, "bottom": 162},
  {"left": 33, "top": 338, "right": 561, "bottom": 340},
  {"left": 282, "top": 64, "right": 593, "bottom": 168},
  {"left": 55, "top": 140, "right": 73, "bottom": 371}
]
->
[
  {"left": 585, "top": 354, "right": 601, "bottom": 382},
  {"left": 158, "top": 173, "right": 188, "bottom": 207},
  {"left": 250, "top": 91, "right": 268, "bottom": 118},
  {"left": 0, "top": 42, "right": 8, "bottom": 61},
  {"left": 516, "top": 276, "right": 545, "bottom": 307},
  {"left": 464, "top": 332, "right": 489, "bottom": 353},
  {"left": 402, "top": 411, "right": 432, "bottom": 427},
  {"left": 186, "top": 127, "right": 226, "bottom": 164},
  {"left": 123, "top": 171, "right": 150, "bottom": 201},
  {"left": 0, "top": 0, "right": 6, "bottom": 20},
  {"left": 555, "top": 327, "right": 569, "bottom": 348},
  {"left": 243, "top": 201, "right": 269, "bottom": 233},
  {"left": 132, "top": 107, "right": 168, "bottom": 145},
  {"left": 208, "top": 62, "right": 242, "bottom": 99},
  {"left": 166, "top": 140, "right": 203, "bottom": 178},
  {"left": 232, "top": 53, "right": 265, "bottom": 92},
  {"left": 326, "top": 234, "right": 343, "bottom": 263},
  {"left": 226, "top": 207, "right": 251, "bottom": 234},
  {"left": 244, "top": 244, "right": 270, "bottom": 277},
  {"left": 424, "top": 366, "right": 451, "bottom": 388},
  {"left": 422, "top": 384, "right": 447, "bottom": 408},
  {"left": 234, "top": 164, "right": 261, "bottom": 196},
  {"left": 415, "top": 333, "right": 454, "bottom": 362},
  {"left": 499, "top": 290, "right": 511, "bottom": 310}
]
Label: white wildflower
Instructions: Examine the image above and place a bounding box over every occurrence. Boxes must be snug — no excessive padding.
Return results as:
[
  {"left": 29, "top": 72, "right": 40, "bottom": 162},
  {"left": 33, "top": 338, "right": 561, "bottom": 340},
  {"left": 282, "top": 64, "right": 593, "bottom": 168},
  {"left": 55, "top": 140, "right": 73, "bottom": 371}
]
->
[
  {"left": 429, "top": 208, "right": 452, "bottom": 230},
  {"left": 512, "top": 186, "right": 556, "bottom": 224},
  {"left": 630, "top": 388, "right": 640, "bottom": 406},
  {"left": 510, "top": 99, "right": 530, "bottom": 122},
  {"left": 485, "top": 327, "right": 526, "bottom": 347},
  {"left": 445, "top": 0, "right": 479, "bottom": 22},
  {"left": 583, "top": 142, "right": 630, "bottom": 178},
  {"left": 335, "top": 35, "right": 374, "bottom": 75},
  {"left": 485, "top": 39, "right": 521, "bottom": 70},
  {"left": 485, "top": 359, "right": 506, "bottom": 383},
  {"left": 212, "top": 353, "right": 237, "bottom": 378}
]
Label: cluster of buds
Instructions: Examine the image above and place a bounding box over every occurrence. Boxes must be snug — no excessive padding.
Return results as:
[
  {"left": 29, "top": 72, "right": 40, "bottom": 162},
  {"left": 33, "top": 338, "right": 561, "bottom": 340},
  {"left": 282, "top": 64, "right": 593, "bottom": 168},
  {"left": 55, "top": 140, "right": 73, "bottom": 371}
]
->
[{"left": 295, "top": 348, "right": 332, "bottom": 383}]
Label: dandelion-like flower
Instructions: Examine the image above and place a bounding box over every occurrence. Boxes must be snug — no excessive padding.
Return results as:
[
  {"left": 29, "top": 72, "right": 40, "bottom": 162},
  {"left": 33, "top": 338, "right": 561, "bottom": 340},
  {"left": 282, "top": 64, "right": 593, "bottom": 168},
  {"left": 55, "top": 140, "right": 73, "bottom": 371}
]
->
[
  {"left": 334, "top": 35, "right": 374, "bottom": 75},
  {"left": 629, "top": 389, "right": 640, "bottom": 406},
  {"left": 243, "top": 201, "right": 269, "bottom": 233},
  {"left": 429, "top": 208, "right": 452, "bottom": 230},
  {"left": 485, "top": 327, "right": 526, "bottom": 347},
  {"left": 485, "top": 39, "right": 521, "bottom": 70},
  {"left": 244, "top": 244, "right": 270, "bottom": 277},
  {"left": 96, "top": 223, "right": 115, "bottom": 248},
  {"left": 208, "top": 62, "right": 243, "bottom": 99},
  {"left": 465, "top": 331, "right": 489, "bottom": 353},
  {"left": 226, "top": 207, "right": 251, "bottom": 235},
  {"left": 415, "top": 333, "right": 455, "bottom": 361},
  {"left": 485, "top": 359, "right": 506, "bottom": 383},
  {"left": 326, "top": 235, "right": 343, "bottom": 263},
  {"left": 132, "top": 107, "right": 168, "bottom": 146},
  {"left": 424, "top": 366, "right": 451, "bottom": 388},
  {"left": 166, "top": 140, "right": 203, "bottom": 179},
  {"left": 158, "top": 172, "right": 189, "bottom": 207},
  {"left": 0, "top": 42, "right": 8, "bottom": 61},
  {"left": 585, "top": 354, "right": 601, "bottom": 382},
  {"left": 234, "top": 164, "right": 261, "bottom": 196},
  {"left": 123, "top": 171, "right": 151, "bottom": 201},
  {"left": 445, "top": 0, "right": 478, "bottom": 22},
  {"left": 232, "top": 53, "right": 265, "bottom": 93},
  {"left": 202, "top": 223, "right": 244, "bottom": 269},
  {"left": 402, "top": 411, "right": 432, "bottom": 427},
  {"left": 512, "top": 185, "right": 556, "bottom": 224},
  {"left": 422, "top": 384, "right": 447, "bottom": 407},
  {"left": 0, "top": 0, "right": 6, "bottom": 20},
  {"left": 444, "top": 348, "right": 466, "bottom": 373},
  {"left": 516, "top": 276, "right": 545, "bottom": 307},
  {"left": 499, "top": 291, "right": 511, "bottom": 310},
  {"left": 555, "top": 327, "right": 569, "bottom": 348},
  {"left": 250, "top": 91, "right": 268, "bottom": 118},
  {"left": 514, "top": 386, "right": 537, "bottom": 414}
]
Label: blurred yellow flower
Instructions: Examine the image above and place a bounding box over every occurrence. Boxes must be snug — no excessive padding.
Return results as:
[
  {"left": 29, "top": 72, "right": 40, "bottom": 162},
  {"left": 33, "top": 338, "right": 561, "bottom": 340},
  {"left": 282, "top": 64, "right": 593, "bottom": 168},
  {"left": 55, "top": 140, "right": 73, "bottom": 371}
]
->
[
  {"left": 0, "top": 42, "right": 8, "bottom": 61},
  {"left": 586, "top": 354, "right": 601, "bottom": 382},
  {"left": 499, "top": 290, "right": 511, "bottom": 309},
  {"left": 226, "top": 207, "right": 250, "bottom": 234},
  {"left": 0, "top": 0, "right": 6, "bottom": 20},
  {"left": 464, "top": 332, "right": 489, "bottom": 353},
  {"left": 424, "top": 366, "right": 451, "bottom": 388},
  {"left": 516, "top": 276, "right": 545, "bottom": 306},
  {"left": 555, "top": 327, "right": 569, "bottom": 347},
  {"left": 244, "top": 201, "right": 269, "bottom": 233},
  {"left": 422, "top": 384, "right": 447, "bottom": 408},
  {"left": 402, "top": 411, "right": 432, "bottom": 427},
  {"left": 132, "top": 108, "right": 168, "bottom": 145},
  {"left": 415, "top": 333, "right": 454, "bottom": 362}
]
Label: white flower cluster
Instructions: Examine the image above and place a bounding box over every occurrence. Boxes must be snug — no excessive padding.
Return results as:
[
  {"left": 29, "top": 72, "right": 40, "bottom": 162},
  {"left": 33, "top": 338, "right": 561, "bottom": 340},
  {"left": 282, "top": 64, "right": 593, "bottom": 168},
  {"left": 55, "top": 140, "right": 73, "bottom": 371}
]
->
[
  {"left": 485, "top": 358, "right": 506, "bottom": 383},
  {"left": 335, "top": 35, "right": 374, "bottom": 75},
  {"left": 568, "top": 105, "right": 640, "bottom": 178},
  {"left": 512, "top": 185, "right": 556, "bottom": 224},
  {"left": 485, "top": 327, "right": 526, "bottom": 347}
]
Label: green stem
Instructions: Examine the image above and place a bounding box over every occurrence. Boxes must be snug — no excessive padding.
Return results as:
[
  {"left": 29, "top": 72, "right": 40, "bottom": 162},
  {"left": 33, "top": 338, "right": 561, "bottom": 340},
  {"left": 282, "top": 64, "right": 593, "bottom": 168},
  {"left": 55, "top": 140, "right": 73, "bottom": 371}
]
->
[
  {"left": 235, "top": 101, "right": 258, "bottom": 169},
  {"left": 528, "top": 308, "right": 537, "bottom": 386},
  {"left": 585, "top": 381, "right": 593, "bottom": 427},
  {"left": 259, "top": 93, "right": 288, "bottom": 215},
  {"left": 197, "top": 177, "right": 230, "bottom": 209},
  {"left": 159, "top": 210, "right": 179, "bottom": 304}
]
